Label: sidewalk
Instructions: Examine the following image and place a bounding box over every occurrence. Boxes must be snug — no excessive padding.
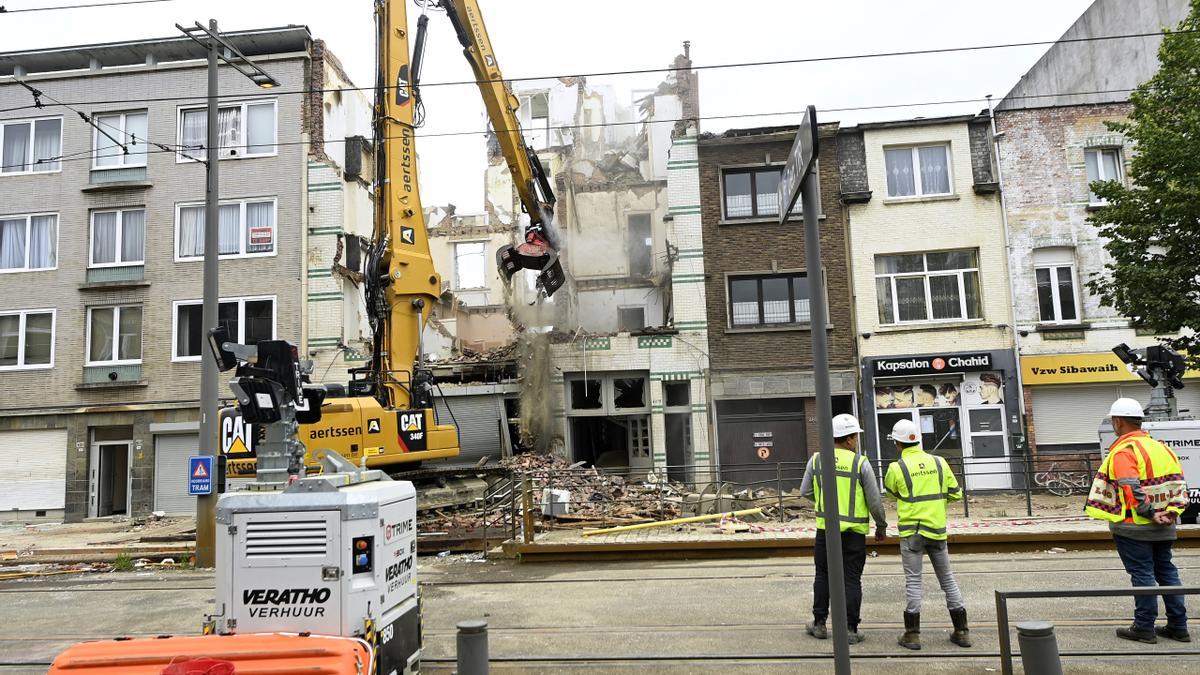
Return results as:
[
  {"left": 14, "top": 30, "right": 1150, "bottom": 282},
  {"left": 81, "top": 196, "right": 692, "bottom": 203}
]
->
[{"left": 0, "top": 517, "right": 195, "bottom": 567}]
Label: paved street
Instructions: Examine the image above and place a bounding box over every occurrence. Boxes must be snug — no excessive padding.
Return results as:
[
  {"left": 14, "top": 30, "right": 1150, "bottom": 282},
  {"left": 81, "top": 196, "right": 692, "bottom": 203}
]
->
[{"left": 3, "top": 548, "right": 1199, "bottom": 673}]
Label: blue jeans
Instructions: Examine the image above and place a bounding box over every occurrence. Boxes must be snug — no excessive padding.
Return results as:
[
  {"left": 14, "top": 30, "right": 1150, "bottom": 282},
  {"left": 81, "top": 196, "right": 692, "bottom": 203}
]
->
[{"left": 1113, "top": 535, "right": 1188, "bottom": 630}]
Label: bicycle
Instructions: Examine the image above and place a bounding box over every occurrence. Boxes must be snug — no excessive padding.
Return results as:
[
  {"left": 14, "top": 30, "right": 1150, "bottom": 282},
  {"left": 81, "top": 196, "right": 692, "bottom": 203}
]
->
[{"left": 1033, "top": 462, "right": 1091, "bottom": 497}]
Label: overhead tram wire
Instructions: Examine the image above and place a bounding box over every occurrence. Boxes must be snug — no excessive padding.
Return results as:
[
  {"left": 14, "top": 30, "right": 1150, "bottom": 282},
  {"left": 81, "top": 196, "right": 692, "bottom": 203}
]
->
[
  {"left": 0, "top": 85, "right": 1147, "bottom": 172},
  {"left": 0, "top": 0, "right": 174, "bottom": 13},
  {"left": 1, "top": 27, "right": 1186, "bottom": 109}
]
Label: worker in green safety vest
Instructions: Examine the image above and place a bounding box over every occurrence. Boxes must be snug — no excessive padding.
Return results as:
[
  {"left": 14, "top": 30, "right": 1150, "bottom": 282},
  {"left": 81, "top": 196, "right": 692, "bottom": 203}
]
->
[
  {"left": 801, "top": 413, "right": 888, "bottom": 644},
  {"left": 883, "top": 418, "right": 970, "bottom": 651}
]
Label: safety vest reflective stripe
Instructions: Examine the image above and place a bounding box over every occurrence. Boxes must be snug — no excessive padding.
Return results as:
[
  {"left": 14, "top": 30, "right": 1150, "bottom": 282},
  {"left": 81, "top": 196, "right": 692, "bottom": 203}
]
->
[
  {"left": 898, "top": 523, "right": 948, "bottom": 535},
  {"left": 814, "top": 450, "right": 871, "bottom": 534},
  {"left": 1085, "top": 433, "right": 1189, "bottom": 524}
]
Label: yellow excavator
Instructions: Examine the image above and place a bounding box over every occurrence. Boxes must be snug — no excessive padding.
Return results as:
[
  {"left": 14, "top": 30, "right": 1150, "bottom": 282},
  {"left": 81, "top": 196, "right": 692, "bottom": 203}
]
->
[{"left": 222, "top": 0, "right": 562, "bottom": 478}]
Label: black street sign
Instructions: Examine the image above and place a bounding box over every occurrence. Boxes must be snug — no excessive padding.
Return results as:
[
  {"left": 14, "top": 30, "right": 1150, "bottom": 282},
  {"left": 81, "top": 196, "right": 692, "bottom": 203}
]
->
[
  {"left": 777, "top": 104, "right": 819, "bottom": 224},
  {"left": 872, "top": 352, "right": 995, "bottom": 377}
]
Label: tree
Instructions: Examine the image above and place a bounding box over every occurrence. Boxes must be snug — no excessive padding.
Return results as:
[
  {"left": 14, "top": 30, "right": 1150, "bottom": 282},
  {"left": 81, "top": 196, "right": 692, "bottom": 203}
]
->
[{"left": 1087, "top": 1, "right": 1200, "bottom": 368}]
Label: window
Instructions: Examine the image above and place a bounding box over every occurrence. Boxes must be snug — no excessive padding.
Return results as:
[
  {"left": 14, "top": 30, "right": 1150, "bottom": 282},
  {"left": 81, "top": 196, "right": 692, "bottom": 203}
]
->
[
  {"left": 875, "top": 250, "right": 981, "bottom": 324},
  {"left": 722, "top": 167, "right": 797, "bottom": 219},
  {"left": 627, "top": 213, "right": 652, "bottom": 276},
  {"left": 664, "top": 381, "right": 690, "bottom": 407},
  {"left": 618, "top": 307, "right": 645, "bottom": 332},
  {"left": 1033, "top": 248, "right": 1079, "bottom": 324},
  {"left": 176, "top": 198, "right": 276, "bottom": 259},
  {"left": 1, "top": 117, "right": 62, "bottom": 174},
  {"left": 178, "top": 100, "right": 276, "bottom": 161},
  {"left": 518, "top": 92, "right": 550, "bottom": 150},
  {"left": 884, "top": 144, "right": 951, "bottom": 198},
  {"left": 87, "top": 305, "right": 142, "bottom": 365},
  {"left": 0, "top": 309, "right": 54, "bottom": 369},
  {"left": 93, "top": 111, "right": 148, "bottom": 168},
  {"left": 174, "top": 297, "right": 275, "bottom": 360},
  {"left": 0, "top": 213, "right": 57, "bottom": 272},
  {"left": 728, "top": 273, "right": 811, "bottom": 327},
  {"left": 90, "top": 209, "right": 145, "bottom": 267},
  {"left": 454, "top": 241, "right": 486, "bottom": 289},
  {"left": 1085, "top": 148, "right": 1122, "bottom": 205}
]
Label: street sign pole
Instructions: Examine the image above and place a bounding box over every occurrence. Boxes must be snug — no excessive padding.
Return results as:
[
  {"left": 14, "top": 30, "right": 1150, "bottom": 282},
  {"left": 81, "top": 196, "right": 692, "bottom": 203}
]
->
[{"left": 781, "top": 106, "right": 851, "bottom": 675}]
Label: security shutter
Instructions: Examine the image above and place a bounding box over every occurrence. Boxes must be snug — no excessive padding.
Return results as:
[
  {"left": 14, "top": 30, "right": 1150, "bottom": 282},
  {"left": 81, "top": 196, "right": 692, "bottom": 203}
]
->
[
  {"left": 154, "top": 434, "right": 198, "bottom": 516},
  {"left": 1030, "top": 383, "right": 1195, "bottom": 446},
  {"left": 1174, "top": 385, "right": 1200, "bottom": 418},
  {"left": 435, "top": 393, "right": 505, "bottom": 467},
  {"left": 0, "top": 429, "right": 67, "bottom": 511}
]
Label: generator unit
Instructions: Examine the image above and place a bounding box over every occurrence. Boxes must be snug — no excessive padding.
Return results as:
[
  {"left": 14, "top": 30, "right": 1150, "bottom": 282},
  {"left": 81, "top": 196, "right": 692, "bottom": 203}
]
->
[{"left": 210, "top": 461, "right": 421, "bottom": 673}]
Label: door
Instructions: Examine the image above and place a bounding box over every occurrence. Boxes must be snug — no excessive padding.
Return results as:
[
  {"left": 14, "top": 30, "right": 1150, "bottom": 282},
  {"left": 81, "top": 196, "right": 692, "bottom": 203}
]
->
[
  {"left": 664, "top": 413, "right": 692, "bottom": 482},
  {"left": 965, "top": 406, "right": 1011, "bottom": 490},
  {"left": 919, "top": 407, "right": 963, "bottom": 465},
  {"left": 89, "top": 442, "right": 131, "bottom": 518},
  {"left": 627, "top": 416, "right": 652, "bottom": 474},
  {"left": 154, "top": 434, "right": 200, "bottom": 516},
  {"left": 0, "top": 429, "right": 68, "bottom": 515}
]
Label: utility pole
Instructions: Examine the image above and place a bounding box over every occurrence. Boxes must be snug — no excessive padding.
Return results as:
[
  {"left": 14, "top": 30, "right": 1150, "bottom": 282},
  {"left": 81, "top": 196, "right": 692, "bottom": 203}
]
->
[{"left": 178, "top": 20, "right": 278, "bottom": 567}]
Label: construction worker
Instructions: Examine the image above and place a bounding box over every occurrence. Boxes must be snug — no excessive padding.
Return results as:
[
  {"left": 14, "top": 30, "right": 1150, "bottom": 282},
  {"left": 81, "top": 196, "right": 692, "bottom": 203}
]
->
[
  {"left": 800, "top": 413, "right": 888, "bottom": 644},
  {"left": 1085, "top": 397, "right": 1190, "bottom": 644},
  {"left": 883, "top": 418, "right": 970, "bottom": 650}
]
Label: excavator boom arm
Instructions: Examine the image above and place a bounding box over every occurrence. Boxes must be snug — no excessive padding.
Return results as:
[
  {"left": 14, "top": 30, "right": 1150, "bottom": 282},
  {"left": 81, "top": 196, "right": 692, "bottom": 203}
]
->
[{"left": 442, "top": 0, "right": 565, "bottom": 297}]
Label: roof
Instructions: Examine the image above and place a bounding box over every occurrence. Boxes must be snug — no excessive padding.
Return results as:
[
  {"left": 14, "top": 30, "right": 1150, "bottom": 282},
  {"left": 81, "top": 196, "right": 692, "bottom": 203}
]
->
[
  {"left": 839, "top": 113, "right": 985, "bottom": 133},
  {"left": 0, "top": 26, "right": 312, "bottom": 78},
  {"left": 699, "top": 121, "right": 839, "bottom": 145}
]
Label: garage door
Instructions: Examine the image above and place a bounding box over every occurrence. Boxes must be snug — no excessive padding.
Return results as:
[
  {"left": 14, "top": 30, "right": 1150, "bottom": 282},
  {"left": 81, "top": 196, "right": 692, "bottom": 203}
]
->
[
  {"left": 0, "top": 429, "right": 67, "bottom": 512},
  {"left": 435, "top": 393, "right": 505, "bottom": 467},
  {"left": 154, "top": 433, "right": 198, "bottom": 516},
  {"left": 1034, "top": 383, "right": 1200, "bottom": 449}
]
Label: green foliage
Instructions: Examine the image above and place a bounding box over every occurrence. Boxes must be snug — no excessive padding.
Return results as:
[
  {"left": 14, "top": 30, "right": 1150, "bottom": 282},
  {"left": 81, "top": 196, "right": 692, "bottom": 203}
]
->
[
  {"left": 1087, "top": 1, "right": 1200, "bottom": 367},
  {"left": 112, "top": 554, "right": 134, "bottom": 572}
]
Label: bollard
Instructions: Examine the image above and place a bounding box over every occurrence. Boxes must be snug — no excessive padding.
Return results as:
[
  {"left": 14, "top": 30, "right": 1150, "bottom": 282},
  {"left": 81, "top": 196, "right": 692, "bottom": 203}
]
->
[
  {"left": 456, "top": 619, "right": 489, "bottom": 675},
  {"left": 1016, "top": 621, "right": 1063, "bottom": 675}
]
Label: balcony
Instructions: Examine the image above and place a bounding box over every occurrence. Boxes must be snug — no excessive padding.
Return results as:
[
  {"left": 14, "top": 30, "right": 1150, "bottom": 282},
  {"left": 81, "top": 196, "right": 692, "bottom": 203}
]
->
[
  {"left": 77, "top": 364, "right": 146, "bottom": 389},
  {"left": 83, "top": 166, "right": 151, "bottom": 192},
  {"left": 81, "top": 265, "right": 148, "bottom": 290}
]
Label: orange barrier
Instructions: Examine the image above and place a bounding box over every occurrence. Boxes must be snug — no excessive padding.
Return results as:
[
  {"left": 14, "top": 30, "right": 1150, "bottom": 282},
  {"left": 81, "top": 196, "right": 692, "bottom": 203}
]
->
[{"left": 48, "top": 632, "right": 373, "bottom": 674}]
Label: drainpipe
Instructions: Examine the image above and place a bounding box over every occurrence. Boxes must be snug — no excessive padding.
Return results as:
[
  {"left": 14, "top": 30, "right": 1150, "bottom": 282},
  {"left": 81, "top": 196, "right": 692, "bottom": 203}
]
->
[{"left": 987, "top": 95, "right": 1029, "bottom": 451}]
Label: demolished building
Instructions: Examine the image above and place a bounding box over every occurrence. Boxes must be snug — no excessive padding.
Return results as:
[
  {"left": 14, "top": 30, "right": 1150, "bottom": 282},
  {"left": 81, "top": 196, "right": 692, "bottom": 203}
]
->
[{"left": 426, "top": 44, "right": 708, "bottom": 475}]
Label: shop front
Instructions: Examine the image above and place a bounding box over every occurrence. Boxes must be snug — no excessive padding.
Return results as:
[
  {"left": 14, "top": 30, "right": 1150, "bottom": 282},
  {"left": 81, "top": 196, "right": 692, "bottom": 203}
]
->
[
  {"left": 862, "top": 350, "right": 1021, "bottom": 490},
  {"left": 1021, "top": 351, "right": 1200, "bottom": 455}
]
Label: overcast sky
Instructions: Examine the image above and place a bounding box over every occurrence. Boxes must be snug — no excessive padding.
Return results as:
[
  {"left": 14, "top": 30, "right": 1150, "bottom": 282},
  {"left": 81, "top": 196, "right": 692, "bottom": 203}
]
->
[{"left": 2, "top": 0, "right": 1095, "bottom": 211}]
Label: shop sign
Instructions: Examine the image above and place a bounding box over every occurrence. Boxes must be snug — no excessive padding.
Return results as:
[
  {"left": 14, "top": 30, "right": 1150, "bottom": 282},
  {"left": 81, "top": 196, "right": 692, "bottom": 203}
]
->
[
  {"left": 872, "top": 352, "right": 994, "bottom": 377},
  {"left": 1022, "top": 352, "right": 1199, "bottom": 385}
]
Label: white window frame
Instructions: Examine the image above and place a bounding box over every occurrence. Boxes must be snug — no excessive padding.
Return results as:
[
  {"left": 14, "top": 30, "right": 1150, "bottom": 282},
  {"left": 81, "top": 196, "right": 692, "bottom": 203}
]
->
[
  {"left": 518, "top": 92, "right": 550, "bottom": 151},
  {"left": 0, "top": 211, "right": 59, "bottom": 273},
  {"left": 174, "top": 197, "right": 278, "bottom": 261},
  {"left": 85, "top": 304, "right": 143, "bottom": 366},
  {"left": 175, "top": 99, "right": 278, "bottom": 163},
  {"left": 171, "top": 295, "right": 277, "bottom": 362},
  {"left": 875, "top": 250, "right": 980, "bottom": 325},
  {"left": 92, "top": 110, "right": 149, "bottom": 170},
  {"left": 0, "top": 308, "right": 55, "bottom": 370},
  {"left": 883, "top": 143, "right": 953, "bottom": 198},
  {"left": 1085, "top": 147, "right": 1123, "bottom": 206},
  {"left": 453, "top": 240, "right": 488, "bottom": 290},
  {"left": 1034, "top": 262, "right": 1081, "bottom": 324},
  {"left": 0, "top": 115, "right": 63, "bottom": 176},
  {"left": 89, "top": 208, "right": 145, "bottom": 268}
]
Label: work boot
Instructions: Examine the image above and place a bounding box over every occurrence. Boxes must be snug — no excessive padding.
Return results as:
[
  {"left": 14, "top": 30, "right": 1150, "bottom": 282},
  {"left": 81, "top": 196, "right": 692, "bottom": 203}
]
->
[
  {"left": 1116, "top": 625, "right": 1158, "bottom": 644},
  {"left": 1156, "top": 625, "right": 1192, "bottom": 643},
  {"left": 898, "top": 612, "right": 921, "bottom": 650},
  {"left": 949, "top": 607, "right": 971, "bottom": 647},
  {"left": 805, "top": 620, "right": 828, "bottom": 640},
  {"left": 846, "top": 629, "right": 865, "bottom": 645}
]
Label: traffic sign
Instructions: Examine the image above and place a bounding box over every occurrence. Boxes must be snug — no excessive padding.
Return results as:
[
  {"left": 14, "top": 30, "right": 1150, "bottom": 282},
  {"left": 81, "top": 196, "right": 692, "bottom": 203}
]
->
[
  {"left": 777, "top": 105, "right": 819, "bottom": 224},
  {"left": 189, "top": 455, "right": 214, "bottom": 496}
]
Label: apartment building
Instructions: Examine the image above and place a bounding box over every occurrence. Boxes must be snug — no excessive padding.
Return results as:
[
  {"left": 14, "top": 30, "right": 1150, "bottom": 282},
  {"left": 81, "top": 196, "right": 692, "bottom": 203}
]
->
[
  {"left": 0, "top": 28, "right": 370, "bottom": 522},
  {"left": 994, "top": 0, "right": 1197, "bottom": 456},
  {"left": 689, "top": 123, "right": 857, "bottom": 487},
  {"left": 840, "top": 114, "right": 1020, "bottom": 489}
]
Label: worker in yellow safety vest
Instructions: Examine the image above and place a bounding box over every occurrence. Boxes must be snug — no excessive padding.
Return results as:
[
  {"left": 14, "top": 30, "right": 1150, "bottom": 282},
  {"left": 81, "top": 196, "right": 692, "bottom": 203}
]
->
[
  {"left": 801, "top": 413, "right": 888, "bottom": 644},
  {"left": 883, "top": 418, "right": 970, "bottom": 650},
  {"left": 1085, "top": 397, "right": 1190, "bottom": 644}
]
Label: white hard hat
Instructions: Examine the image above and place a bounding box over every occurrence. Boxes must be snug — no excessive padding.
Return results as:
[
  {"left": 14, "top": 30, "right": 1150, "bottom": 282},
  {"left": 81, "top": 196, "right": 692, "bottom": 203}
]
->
[
  {"left": 832, "top": 413, "right": 863, "bottom": 437},
  {"left": 1108, "top": 397, "right": 1145, "bottom": 418},
  {"left": 889, "top": 418, "right": 921, "bottom": 444}
]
